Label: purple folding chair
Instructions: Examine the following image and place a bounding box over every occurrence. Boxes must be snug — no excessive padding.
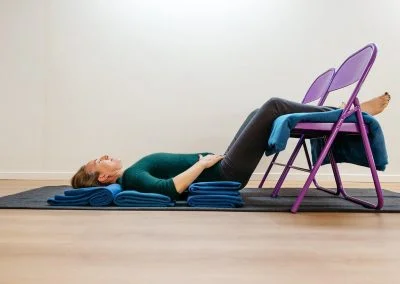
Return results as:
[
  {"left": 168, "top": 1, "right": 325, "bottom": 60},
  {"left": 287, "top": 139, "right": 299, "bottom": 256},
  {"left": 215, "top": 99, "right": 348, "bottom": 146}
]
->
[
  {"left": 271, "top": 43, "right": 383, "bottom": 213},
  {"left": 258, "top": 68, "right": 336, "bottom": 190}
]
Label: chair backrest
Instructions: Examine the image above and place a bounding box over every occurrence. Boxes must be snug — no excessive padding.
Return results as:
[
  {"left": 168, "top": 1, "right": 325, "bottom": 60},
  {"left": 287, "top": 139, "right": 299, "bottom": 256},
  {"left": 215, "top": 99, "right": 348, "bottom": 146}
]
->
[
  {"left": 327, "top": 43, "right": 377, "bottom": 107},
  {"left": 301, "top": 68, "right": 335, "bottom": 106}
]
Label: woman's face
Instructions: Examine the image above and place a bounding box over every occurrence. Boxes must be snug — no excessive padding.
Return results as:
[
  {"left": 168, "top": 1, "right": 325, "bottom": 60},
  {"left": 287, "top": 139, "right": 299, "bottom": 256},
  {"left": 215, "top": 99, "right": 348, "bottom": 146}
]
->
[{"left": 84, "top": 155, "right": 122, "bottom": 176}]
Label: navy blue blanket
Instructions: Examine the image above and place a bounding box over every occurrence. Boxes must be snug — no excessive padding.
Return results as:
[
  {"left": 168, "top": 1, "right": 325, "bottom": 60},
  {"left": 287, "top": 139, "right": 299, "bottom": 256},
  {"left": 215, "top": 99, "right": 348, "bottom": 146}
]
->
[
  {"left": 114, "top": 190, "right": 175, "bottom": 207},
  {"left": 187, "top": 181, "right": 244, "bottom": 208},
  {"left": 187, "top": 195, "right": 244, "bottom": 208},
  {"left": 47, "top": 184, "right": 122, "bottom": 206},
  {"left": 265, "top": 109, "right": 388, "bottom": 171},
  {"left": 188, "top": 181, "right": 242, "bottom": 196}
]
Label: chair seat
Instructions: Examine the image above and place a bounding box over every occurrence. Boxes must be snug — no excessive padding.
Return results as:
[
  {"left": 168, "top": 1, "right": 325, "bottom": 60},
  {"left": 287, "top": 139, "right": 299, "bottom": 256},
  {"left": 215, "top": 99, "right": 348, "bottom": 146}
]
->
[{"left": 291, "top": 122, "right": 369, "bottom": 136}]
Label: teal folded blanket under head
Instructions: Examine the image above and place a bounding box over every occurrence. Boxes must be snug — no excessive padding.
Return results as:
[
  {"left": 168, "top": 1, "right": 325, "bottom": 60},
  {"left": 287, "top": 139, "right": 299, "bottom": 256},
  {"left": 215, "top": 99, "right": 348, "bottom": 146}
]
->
[
  {"left": 113, "top": 190, "right": 175, "bottom": 207},
  {"left": 187, "top": 181, "right": 244, "bottom": 208},
  {"left": 47, "top": 184, "right": 122, "bottom": 206}
]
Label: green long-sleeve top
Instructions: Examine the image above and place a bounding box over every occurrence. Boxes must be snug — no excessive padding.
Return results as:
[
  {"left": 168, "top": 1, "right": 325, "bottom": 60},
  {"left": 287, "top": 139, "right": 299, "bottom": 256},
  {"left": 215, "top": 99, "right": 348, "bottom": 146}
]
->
[{"left": 116, "top": 152, "right": 225, "bottom": 200}]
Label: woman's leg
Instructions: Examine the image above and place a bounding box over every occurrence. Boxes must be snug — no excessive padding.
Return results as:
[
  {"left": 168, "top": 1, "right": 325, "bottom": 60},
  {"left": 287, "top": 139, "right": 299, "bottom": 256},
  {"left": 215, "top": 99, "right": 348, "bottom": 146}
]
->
[
  {"left": 220, "top": 97, "right": 334, "bottom": 186},
  {"left": 224, "top": 109, "right": 259, "bottom": 154}
]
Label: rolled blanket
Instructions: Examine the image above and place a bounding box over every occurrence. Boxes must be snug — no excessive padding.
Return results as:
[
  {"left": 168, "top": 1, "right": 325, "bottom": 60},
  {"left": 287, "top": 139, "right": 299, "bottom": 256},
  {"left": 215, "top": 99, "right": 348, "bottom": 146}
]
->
[
  {"left": 188, "top": 181, "right": 242, "bottom": 196},
  {"left": 187, "top": 194, "right": 244, "bottom": 208},
  {"left": 47, "top": 184, "right": 122, "bottom": 206},
  {"left": 113, "top": 190, "right": 175, "bottom": 207}
]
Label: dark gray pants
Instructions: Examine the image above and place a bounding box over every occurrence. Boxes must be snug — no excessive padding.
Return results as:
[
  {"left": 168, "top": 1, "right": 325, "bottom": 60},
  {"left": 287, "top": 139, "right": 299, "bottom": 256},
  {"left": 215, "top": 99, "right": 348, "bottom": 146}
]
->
[{"left": 220, "top": 97, "right": 334, "bottom": 186}]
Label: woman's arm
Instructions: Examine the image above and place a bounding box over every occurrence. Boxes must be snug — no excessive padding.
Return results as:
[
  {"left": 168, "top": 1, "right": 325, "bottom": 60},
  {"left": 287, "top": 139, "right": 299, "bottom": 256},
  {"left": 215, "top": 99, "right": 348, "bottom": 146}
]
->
[{"left": 172, "top": 154, "right": 224, "bottom": 193}]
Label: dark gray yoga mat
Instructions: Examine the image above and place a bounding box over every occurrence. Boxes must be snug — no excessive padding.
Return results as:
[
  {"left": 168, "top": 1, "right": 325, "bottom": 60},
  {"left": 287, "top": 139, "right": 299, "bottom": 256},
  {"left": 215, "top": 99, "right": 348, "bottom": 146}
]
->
[{"left": 0, "top": 186, "right": 399, "bottom": 212}]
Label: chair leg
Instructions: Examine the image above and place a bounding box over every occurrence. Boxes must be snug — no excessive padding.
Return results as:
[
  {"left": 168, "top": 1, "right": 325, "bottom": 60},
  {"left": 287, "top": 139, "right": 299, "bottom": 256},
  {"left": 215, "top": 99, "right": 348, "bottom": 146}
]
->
[
  {"left": 303, "top": 139, "right": 344, "bottom": 196},
  {"left": 327, "top": 146, "right": 345, "bottom": 195},
  {"left": 271, "top": 136, "right": 306, "bottom": 198},
  {"left": 303, "top": 142, "right": 321, "bottom": 189},
  {"left": 258, "top": 153, "right": 279, "bottom": 188},
  {"left": 339, "top": 110, "right": 384, "bottom": 209},
  {"left": 291, "top": 130, "right": 340, "bottom": 213}
]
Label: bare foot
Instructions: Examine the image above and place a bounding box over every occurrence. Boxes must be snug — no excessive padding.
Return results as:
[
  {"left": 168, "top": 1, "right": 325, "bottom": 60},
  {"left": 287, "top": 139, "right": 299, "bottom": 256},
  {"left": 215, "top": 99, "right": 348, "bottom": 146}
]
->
[{"left": 360, "top": 92, "right": 391, "bottom": 116}]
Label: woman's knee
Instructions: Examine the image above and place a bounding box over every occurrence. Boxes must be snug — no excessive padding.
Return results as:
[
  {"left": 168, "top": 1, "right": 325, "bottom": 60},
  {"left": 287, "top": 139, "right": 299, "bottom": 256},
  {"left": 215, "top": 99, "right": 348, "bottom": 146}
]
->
[
  {"left": 249, "top": 108, "right": 259, "bottom": 117},
  {"left": 260, "top": 97, "right": 287, "bottom": 112}
]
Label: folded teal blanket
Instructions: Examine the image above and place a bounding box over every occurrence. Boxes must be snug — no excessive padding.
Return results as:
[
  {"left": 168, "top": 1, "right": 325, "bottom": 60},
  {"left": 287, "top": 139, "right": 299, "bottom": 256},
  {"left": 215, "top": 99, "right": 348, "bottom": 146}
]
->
[
  {"left": 187, "top": 181, "right": 244, "bottom": 208},
  {"left": 187, "top": 195, "right": 244, "bottom": 208},
  {"left": 113, "top": 190, "right": 175, "bottom": 207},
  {"left": 47, "top": 184, "right": 122, "bottom": 206},
  {"left": 188, "top": 181, "right": 242, "bottom": 196},
  {"left": 266, "top": 109, "right": 388, "bottom": 171}
]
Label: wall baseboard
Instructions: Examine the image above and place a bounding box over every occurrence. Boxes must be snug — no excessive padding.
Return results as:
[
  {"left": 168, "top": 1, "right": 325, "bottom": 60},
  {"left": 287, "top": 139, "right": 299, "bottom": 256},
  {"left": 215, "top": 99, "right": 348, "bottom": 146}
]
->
[{"left": 1, "top": 172, "right": 400, "bottom": 182}]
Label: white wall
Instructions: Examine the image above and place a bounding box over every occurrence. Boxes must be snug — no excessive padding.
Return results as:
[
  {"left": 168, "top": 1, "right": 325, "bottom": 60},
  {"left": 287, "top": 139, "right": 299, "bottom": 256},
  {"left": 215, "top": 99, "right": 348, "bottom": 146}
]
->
[{"left": 0, "top": 0, "right": 399, "bottom": 182}]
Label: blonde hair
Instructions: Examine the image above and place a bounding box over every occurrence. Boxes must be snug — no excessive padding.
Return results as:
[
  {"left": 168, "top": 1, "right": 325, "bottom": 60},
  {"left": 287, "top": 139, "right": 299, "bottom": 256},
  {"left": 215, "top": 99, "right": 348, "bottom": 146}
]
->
[{"left": 71, "top": 165, "right": 102, "bottom": 188}]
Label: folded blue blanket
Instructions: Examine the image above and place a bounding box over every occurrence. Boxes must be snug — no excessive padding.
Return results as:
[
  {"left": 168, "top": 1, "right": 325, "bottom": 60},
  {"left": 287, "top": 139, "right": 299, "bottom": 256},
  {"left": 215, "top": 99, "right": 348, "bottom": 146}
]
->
[
  {"left": 266, "top": 109, "right": 388, "bottom": 171},
  {"left": 187, "top": 194, "right": 244, "bottom": 208},
  {"left": 188, "top": 181, "right": 242, "bottom": 196},
  {"left": 47, "top": 184, "right": 122, "bottom": 206},
  {"left": 114, "top": 190, "right": 175, "bottom": 207}
]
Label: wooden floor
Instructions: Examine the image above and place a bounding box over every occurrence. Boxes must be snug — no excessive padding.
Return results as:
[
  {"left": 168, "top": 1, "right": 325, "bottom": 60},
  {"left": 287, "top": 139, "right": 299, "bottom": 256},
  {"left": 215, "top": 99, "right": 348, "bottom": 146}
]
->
[{"left": 1, "top": 180, "right": 399, "bottom": 284}]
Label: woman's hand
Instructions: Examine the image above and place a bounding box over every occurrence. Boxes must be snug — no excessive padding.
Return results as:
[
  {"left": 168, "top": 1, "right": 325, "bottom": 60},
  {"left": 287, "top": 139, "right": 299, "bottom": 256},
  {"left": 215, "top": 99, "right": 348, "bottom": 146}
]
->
[{"left": 198, "top": 154, "right": 224, "bottom": 169}]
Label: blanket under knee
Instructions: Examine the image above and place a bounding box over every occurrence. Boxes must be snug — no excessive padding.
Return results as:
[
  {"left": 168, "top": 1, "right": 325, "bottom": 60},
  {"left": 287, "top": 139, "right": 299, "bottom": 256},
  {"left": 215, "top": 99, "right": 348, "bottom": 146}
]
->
[{"left": 266, "top": 109, "right": 388, "bottom": 170}]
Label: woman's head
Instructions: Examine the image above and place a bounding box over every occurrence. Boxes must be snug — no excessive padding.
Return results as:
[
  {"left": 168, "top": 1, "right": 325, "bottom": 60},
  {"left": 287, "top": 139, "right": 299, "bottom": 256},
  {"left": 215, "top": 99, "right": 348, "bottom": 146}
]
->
[{"left": 71, "top": 155, "right": 123, "bottom": 188}]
